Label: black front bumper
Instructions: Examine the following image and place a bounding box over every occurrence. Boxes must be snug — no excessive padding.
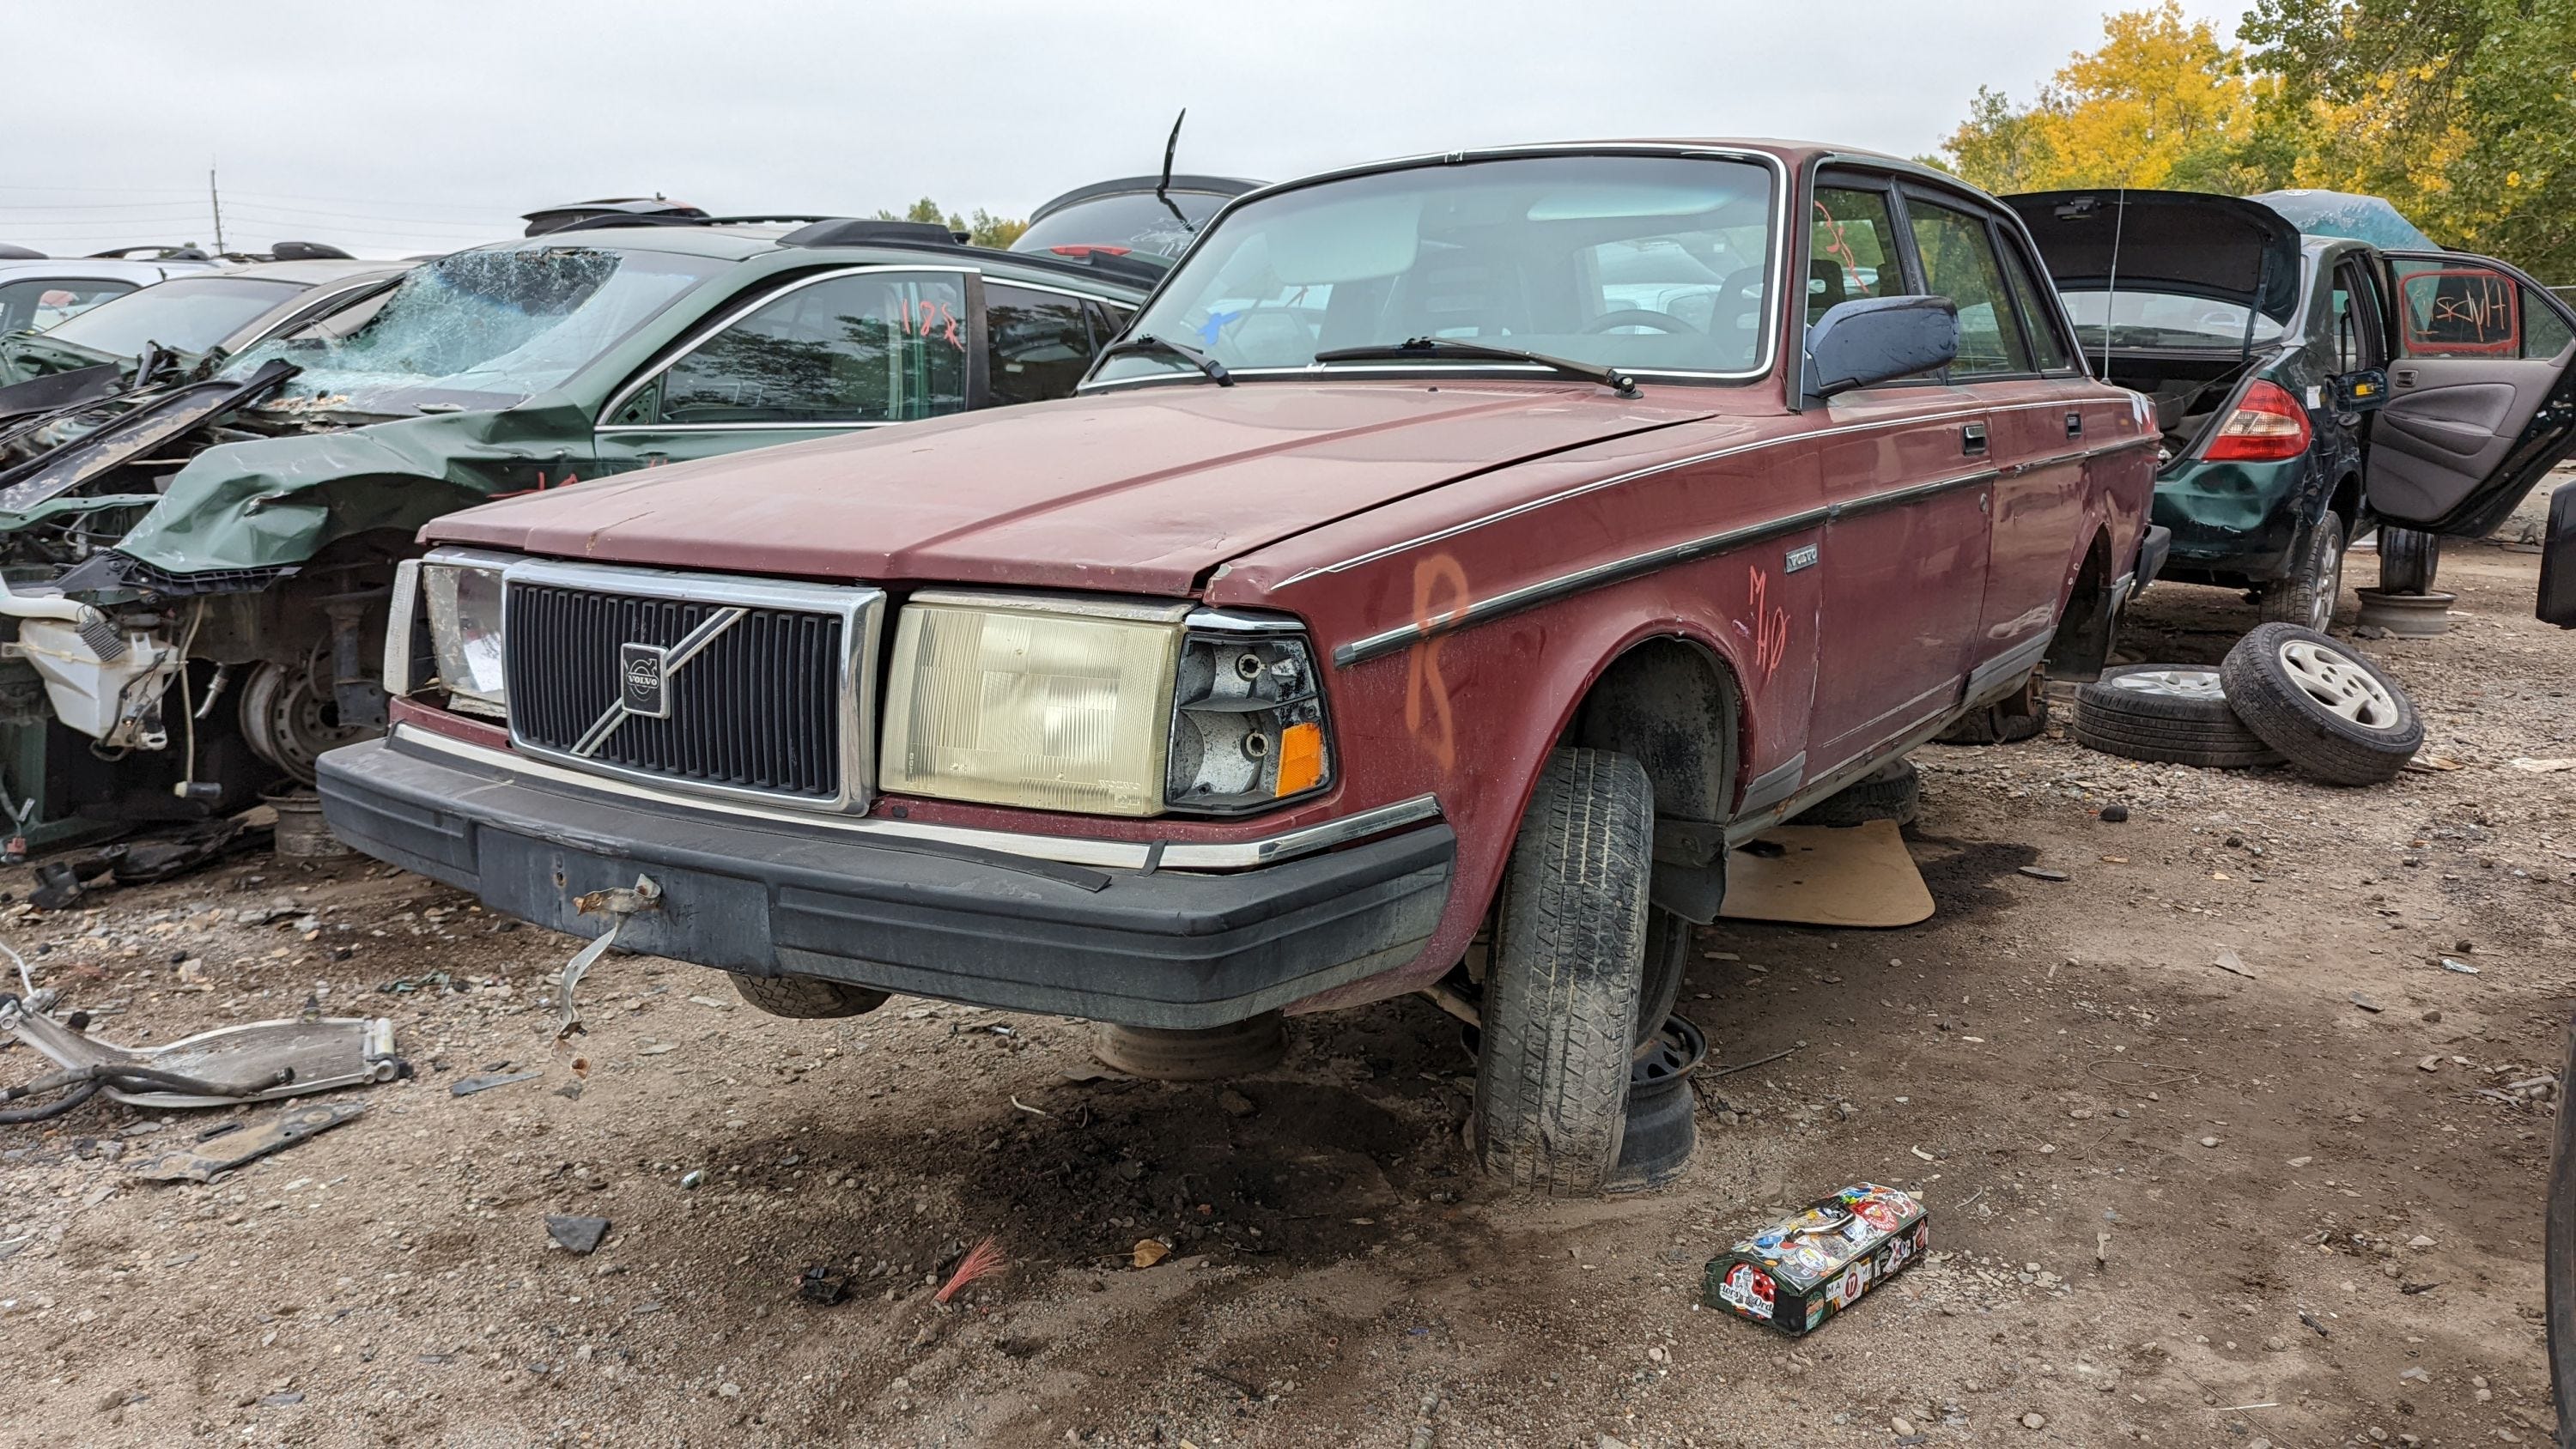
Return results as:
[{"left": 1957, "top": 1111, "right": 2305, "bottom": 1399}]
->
[{"left": 318, "top": 735, "right": 1454, "bottom": 1029}]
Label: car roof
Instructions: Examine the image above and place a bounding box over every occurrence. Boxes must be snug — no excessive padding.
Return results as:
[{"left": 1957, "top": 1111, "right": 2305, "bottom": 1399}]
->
[
  {"left": 445, "top": 226, "right": 1153, "bottom": 297},
  {"left": 210, "top": 257, "right": 410, "bottom": 287},
  {"left": 0, "top": 257, "right": 216, "bottom": 286}
]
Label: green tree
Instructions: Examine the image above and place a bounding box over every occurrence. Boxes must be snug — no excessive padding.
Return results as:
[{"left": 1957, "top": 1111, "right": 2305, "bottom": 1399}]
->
[
  {"left": 872, "top": 197, "right": 1029, "bottom": 249},
  {"left": 2245, "top": 0, "right": 2576, "bottom": 276}
]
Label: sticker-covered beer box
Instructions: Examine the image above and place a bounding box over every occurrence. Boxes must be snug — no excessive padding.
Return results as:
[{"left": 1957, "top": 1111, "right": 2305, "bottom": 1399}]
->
[{"left": 1704, "top": 1183, "right": 1929, "bottom": 1335}]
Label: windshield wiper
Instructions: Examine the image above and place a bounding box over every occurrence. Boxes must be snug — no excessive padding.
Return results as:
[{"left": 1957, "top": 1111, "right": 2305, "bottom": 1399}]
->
[
  {"left": 1097, "top": 333, "right": 1230, "bottom": 386},
  {"left": 1310, "top": 337, "right": 1639, "bottom": 398}
]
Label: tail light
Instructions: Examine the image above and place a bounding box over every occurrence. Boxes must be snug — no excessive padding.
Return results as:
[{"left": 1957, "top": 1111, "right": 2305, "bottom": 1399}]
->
[{"left": 2202, "top": 379, "right": 2313, "bottom": 462}]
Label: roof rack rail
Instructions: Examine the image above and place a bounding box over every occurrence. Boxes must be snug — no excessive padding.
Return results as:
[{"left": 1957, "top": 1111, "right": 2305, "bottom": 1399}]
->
[
  {"left": 86, "top": 245, "right": 211, "bottom": 261},
  {"left": 778, "top": 219, "right": 966, "bottom": 249}
]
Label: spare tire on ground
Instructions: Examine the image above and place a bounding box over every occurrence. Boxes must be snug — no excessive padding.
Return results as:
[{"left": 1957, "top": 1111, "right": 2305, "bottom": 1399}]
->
[
  {"left": 2072, "top": 666, "right": 2283, "bottom": 768},
  {"left": 2218, "top": 621, "right": 2423, "bottom": 785}
]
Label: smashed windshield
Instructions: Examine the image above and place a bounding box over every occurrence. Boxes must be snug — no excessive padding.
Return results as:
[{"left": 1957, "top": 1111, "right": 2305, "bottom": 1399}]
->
[
  {"left": 1092, "top": 154, "right": 1777, "bottom": 385},
  {"left": 2058, "top": 289, "right": 2287, "bottom": 350},
  {"left": 39, "top": 275, "right": 304, "bottom": 358},
  {"left": 226, "top": 245, "right": 720, "bottom": 414}
]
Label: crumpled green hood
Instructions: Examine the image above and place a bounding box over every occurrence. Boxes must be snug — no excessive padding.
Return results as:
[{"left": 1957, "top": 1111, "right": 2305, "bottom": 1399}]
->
[{"left": 108, "top": 395, "right": 594, "bottom": 578}]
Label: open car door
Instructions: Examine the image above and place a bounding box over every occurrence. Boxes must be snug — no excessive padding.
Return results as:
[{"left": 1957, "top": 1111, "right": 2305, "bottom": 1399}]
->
[{"left": 2366, "top": 251, "right": 2576, "bottom": 537}]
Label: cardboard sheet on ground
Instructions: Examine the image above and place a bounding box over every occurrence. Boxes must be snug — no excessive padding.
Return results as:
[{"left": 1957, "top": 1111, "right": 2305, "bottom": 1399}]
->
[{"left": 1721, "top": 820, "right": 1934, "bottom": 928}]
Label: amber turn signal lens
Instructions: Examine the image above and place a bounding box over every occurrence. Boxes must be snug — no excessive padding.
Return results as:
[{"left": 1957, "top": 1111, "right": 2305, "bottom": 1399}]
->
[{"left": 1273, "top": 721, "right": 1327, "bottom": 797}]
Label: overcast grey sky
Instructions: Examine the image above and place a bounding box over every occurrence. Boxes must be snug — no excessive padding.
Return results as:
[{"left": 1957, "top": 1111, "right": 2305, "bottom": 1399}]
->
[{"left": 9, "top": 0, "right": 2244, "bottom": 258}]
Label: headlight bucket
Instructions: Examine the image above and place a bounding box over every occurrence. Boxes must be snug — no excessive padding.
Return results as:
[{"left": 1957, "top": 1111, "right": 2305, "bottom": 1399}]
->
[
  {"left": 1163, "top": 613, "right": 1333, "bottom": 815},
  {"left": 416, "top": 548, "right": 513, "bottom": 718}
]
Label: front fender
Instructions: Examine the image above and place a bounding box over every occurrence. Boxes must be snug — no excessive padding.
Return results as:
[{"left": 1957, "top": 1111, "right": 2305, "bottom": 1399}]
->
[{"left": 110, "top": 397, "right": 595, "bottom": 579}]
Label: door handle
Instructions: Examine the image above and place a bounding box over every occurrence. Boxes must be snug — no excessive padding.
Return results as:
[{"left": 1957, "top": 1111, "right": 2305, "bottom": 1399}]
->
[
  {"left": 1962, "top": 422, "right": 1989, "bottom": 457},
  {"left": 2065, "top": 410, "right": 2083, "bottom": 439},
  {"left": 2392, "top": 367, "right": 2417, "bottom": 388}
]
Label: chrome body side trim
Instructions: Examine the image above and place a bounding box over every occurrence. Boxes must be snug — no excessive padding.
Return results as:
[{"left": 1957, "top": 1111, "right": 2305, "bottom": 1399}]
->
[
  {"left": 1963, "top": 628, "right": 2056, "bottom": 702},
  {"left": 390, "top": 724, "right": 1437, "bottom": 870},
  {"left": 500, "top": 557, "right": 884, "bottom": 815},
  {"left": 1327, "top": 466, "right": 1998, "bottom": 668},
  {"left": 1333, "top": 503, "right": 1831, "bottom": 667}
]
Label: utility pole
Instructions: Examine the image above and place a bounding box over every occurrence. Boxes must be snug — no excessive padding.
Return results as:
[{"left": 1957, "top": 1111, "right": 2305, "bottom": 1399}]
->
[{"left": 209, "top": 165, "right": 226, "bottom": 254}]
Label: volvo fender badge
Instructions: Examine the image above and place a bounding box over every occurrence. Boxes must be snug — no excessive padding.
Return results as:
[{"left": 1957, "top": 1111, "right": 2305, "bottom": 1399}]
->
[
  {"left": 619, "top": 642, "right": 671, "bottom": 718},
  {"left": 1784, "top": 543, "right": 1820, "bottom": 574}
]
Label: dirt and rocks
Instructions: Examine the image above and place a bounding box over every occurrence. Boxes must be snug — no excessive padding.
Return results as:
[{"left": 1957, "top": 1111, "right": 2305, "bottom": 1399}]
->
[{"left": 0, "top": 501, "right": 2570, "bottom": 1447}]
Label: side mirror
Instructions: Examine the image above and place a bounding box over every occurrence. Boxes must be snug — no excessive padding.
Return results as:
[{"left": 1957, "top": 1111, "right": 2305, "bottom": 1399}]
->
[
  {"left": 2541, "top": 481, "right": 2576, "bottom": 628},
  {"left": 1804, "top": 295, "right": 1959, "bottom": 403},
  {"left": 2330, "top": 367, "right": 2390, "bottom": 414}
]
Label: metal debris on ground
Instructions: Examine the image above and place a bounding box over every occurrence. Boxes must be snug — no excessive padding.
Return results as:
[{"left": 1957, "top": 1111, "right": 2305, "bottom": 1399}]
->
[
  {"left": 3, "top": 992, "right": 399, "bottom": 1113},
  {"left": 2211, "top": 947, "right": 2258, "bottom": 979},
  {"left": 2017, "top": 866, "right": 2069, "bottom": 882},
  {"left": 2439, "top": 957, "right": 2480, "bottom": 974},
  {"left": 796, "top": 1265, "right": 852, "bottom": 1306},
  {"left": 128, "top": 1100, "right": 368, "bottom": 1182},
  {"left": 544, "top": 1215, "right": 611, "bottom": 1254},
  {"left": 1705, "top": 1184, "right": 1929, "bottom": 1335},
  {"left": 558, "top": 876, "right": 659, "bottom": 1040},
  {"left": 448, "top": 1069, "right": 542, "bottom": 1097}
]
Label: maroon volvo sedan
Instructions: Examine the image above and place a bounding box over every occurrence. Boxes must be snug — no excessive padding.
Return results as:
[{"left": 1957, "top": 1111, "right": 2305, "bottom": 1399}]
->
[{"left": 319, "top": 141, "right": 2160, "bottom": 1195}]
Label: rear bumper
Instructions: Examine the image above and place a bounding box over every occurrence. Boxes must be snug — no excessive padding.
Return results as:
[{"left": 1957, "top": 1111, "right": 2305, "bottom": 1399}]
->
[
  {"left": 316, "top": 731, "right": 1454, "bottom": 1029},
  {"left": 2152, "top": 456, "right": 2309, "bottom": 579}
]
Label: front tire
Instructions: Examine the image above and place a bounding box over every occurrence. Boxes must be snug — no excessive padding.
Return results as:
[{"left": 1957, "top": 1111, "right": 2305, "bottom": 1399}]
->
[
  {"left": 2258, "top": 512, "right": 2348, "bottom": 633},
  {"left": 1473, "top": 748, "right": 1655, "bottom": 1197}
]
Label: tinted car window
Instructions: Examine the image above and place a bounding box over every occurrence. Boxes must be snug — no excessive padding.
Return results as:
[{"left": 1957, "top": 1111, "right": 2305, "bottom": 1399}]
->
[
  {"left": 985, "top": 283, "right": 1097, "bottom": 406},
  {"left": 1810, "top": 188, "right": 1903, "bottom": 324},
  {"left": 2000, "top": 243, "right": 2075, "bottom": 372},
  {"left": 1012, "top": 191, "right": 1228, "bottom": 264},
  {"left": 1909, "top": 201, "right": 2031, "bottom": 375},
  {"left": 2521, "top": 284, "right": 2573, "bottom": 361},
  {"left": 0, "top": 278, "right": 135, "bottom": 335},
  {"left": 45, "top": 275, "right": 302, "bottom": 356},
  {"left": 659, "top": 271, "right": 968, "bottom": 425}
]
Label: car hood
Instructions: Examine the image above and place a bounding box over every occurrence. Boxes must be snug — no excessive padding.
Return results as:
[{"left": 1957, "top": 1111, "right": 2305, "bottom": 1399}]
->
[
  {"left": 428, "top": 383, "right": 1722, "bottom": 595},
  {"left": 2005, "top": 189, "right": 2304, "bottom": 321}
]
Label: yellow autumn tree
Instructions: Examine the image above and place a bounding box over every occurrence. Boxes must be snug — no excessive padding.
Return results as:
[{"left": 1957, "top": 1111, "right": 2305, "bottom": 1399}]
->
[{"left": 1936, "top": 3, "right": 2287, "bottom": 194}]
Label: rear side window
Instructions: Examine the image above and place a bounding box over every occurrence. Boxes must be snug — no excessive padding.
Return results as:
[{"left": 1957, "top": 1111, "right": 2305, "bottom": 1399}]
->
[
  {"left": 0, "top": 277, "right": 135, "bottom": 334},
  {"left": 657, "top": 270, "right": 968, "bottom": 425},
  {"left": 985, "top": 283, "right": 1097, "bottom": 406},
  {"left": 2394, "top": 264, "right": 2528, "bottom": 358},
  {"left": 1909, "top": 200, "right": 2032, "bottom": 376},
  {"left": 1809, "top": 188, "right": 1903, "bottom": 324},
  {"left": 2523, "top": 285, "right": 2574, "bottom": 361},
  {"left": 2000, "top": 243, "right": 2074, "bottom": 373}
]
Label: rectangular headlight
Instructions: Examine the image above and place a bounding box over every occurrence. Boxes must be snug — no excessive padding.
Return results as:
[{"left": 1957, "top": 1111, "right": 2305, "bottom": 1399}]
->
[
  {"left": 418, "top": 548, "right": 513, "bottom": 718},
  {"left": 879, "top": 591, "right": 1186, "bottom": 816}
]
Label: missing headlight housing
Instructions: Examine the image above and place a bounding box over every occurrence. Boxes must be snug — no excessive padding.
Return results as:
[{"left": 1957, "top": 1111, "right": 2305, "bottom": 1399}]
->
[{"left": 1163, "top": 611, "right": 1333, "bottom": 815}]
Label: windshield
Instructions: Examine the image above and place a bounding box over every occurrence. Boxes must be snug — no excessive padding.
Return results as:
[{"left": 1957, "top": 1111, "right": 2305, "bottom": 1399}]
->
[
  {"left": 39, "top": 275, "right": 303, "bottom": 357},
  {"left": 1012, "top": 191, "right": 1233, "bottom": 264},
  {"left": 1092, "top": 154, "right": 1777, "bottom": 385},
  {"left": 224, "top": 245, "right": 720, "bottom": 414},
  {"left": 2058, "top": 289, "right": 2287, "bottom": 350}
]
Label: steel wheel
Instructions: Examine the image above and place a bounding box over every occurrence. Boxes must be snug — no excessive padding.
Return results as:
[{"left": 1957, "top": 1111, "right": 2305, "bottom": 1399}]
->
[
  {"left": 2276, "top": 638, "right": 2400, "bottom": 728},
  {"left": 240, "top": 657, "right": 377, "bottom": 785}
]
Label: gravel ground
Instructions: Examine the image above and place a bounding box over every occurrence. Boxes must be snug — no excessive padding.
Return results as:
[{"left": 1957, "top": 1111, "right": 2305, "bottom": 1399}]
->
[{"left": 0, "top": 481, "right": 2569, "bottom": 1448}]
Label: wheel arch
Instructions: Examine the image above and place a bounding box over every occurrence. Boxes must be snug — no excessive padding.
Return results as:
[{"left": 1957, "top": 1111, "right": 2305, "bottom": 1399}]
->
[{"left": 2043, "top": 525, "right": 2118, "bottom": 679}]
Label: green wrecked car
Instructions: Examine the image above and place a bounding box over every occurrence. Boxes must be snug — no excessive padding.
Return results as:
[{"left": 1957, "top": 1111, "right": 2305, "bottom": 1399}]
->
[{"left": 0, "top": 217, "right": 1154, "bottom": 840}]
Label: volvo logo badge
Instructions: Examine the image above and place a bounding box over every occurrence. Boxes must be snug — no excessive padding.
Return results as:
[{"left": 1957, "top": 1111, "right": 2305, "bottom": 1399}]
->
[{"left": 619, "top": 642, "right": 671, "bottom": 718}]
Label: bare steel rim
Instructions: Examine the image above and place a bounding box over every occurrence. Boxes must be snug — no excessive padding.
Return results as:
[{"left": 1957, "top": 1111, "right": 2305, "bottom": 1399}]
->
[
  {"left": 2108, "top": 668, "right": 2226, "bottom": 701},
  {"left": 2277, "top": 639, "right": 2401, "bottom": 730}
]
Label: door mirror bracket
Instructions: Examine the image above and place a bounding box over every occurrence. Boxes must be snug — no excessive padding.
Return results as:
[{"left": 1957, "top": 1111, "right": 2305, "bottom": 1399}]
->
[{"left": 1803, "top": 295, "right": 1959, "bottom": 405}]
